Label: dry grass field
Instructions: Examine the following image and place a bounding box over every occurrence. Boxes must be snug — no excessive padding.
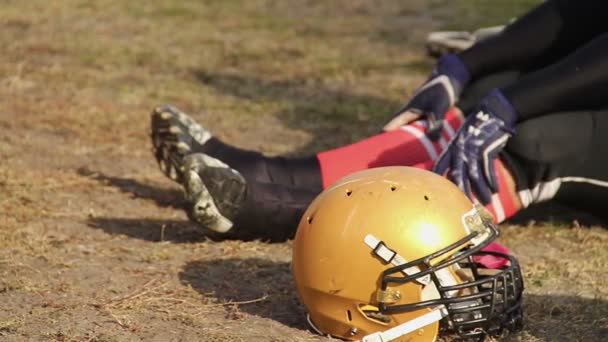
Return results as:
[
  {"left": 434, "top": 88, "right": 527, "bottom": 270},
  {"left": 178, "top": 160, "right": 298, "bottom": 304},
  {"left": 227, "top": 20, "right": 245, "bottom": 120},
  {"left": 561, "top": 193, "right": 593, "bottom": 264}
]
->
[{"left": 1, "top": 0, "right": 606, "bottom": 341}]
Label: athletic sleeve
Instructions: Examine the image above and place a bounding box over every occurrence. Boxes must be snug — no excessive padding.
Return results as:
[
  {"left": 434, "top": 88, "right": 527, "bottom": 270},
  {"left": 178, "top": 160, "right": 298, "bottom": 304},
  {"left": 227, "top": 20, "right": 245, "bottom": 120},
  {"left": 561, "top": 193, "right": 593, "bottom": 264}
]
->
[
  {"left": 458, "top": 0, "right": 608, "bottom": 79},
  {"left": 502, "top": 32, "right": 608, "bottom": 122}
]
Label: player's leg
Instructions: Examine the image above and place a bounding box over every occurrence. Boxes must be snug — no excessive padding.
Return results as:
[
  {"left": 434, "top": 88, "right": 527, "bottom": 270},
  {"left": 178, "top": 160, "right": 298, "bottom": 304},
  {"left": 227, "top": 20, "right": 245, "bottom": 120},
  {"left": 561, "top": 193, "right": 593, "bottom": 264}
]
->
[
  {"left": 179, "top": 155, "right": 524, "bottom": 240},
  {"left": 180, "top": 152, "right": 317, "bottom": 240},
  {"left": 151, "top": 105, "right": 322, "bottom": 189},
  {"left": 171, "top": 127, "right": 523, "bottom": 239},
  {"left": 316, "top": 108, "right": 464, "bottom": 186},
  {"left": 150, "top": 105, "right": 462, "bottom": 189},
  {"left": 503, "top": 110, "right": 608, "bottom": 219},
  {"left": 150, "top": 105, "right": 468, "bottom": 236}
]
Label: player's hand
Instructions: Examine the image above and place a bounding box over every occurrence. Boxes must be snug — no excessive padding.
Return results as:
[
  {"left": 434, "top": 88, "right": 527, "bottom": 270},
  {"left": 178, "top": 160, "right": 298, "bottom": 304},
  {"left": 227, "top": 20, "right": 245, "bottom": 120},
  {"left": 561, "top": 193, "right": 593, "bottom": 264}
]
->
[
  {"left": 384, "top": 54, "right": 471, "bottom": 140},
  {"left": 433, "top": 89, "right": 518, "bottom": 204}
]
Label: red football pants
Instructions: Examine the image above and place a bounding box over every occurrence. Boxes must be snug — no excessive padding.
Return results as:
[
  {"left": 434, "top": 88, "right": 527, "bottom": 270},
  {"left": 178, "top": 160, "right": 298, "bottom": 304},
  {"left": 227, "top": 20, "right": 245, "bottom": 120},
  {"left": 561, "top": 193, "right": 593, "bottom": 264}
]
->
[{"left": 316, "top": 108, "right": 518, "bottom": 223}]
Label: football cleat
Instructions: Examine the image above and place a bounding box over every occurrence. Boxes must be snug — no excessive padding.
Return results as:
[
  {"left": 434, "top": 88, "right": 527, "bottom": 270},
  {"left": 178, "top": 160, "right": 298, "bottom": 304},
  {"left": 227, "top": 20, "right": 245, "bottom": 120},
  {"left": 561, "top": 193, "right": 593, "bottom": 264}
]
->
[
  {"left": 182, "top": 153, "right": 247, "bottom": 233},
  {"left": 150, "top": 104, "right": 212, "bottom": 183}
]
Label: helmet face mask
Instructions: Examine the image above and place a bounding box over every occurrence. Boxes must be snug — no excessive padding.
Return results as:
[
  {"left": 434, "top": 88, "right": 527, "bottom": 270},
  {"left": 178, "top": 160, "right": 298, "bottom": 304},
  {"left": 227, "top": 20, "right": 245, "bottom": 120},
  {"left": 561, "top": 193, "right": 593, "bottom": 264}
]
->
[
  {"left": 376, "top": 219, "right": 524, "bottom": 340},
  {"left": 292, "top": 167, "right": 524, "bottom": 342}
]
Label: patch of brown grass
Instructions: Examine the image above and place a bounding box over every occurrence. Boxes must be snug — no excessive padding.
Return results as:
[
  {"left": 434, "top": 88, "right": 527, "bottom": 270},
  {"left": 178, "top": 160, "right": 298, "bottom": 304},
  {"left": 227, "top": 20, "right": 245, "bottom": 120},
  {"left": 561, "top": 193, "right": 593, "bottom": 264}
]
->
[{"left": 0, "top": 0, "right": 606, "bottom": 341}]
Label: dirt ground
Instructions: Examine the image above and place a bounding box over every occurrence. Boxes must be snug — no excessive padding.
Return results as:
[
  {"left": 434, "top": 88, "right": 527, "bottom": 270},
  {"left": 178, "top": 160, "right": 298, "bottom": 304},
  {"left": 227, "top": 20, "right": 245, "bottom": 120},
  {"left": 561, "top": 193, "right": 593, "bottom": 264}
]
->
[{"left": 1, "top": 1, "right": 606, "bottom": 341}]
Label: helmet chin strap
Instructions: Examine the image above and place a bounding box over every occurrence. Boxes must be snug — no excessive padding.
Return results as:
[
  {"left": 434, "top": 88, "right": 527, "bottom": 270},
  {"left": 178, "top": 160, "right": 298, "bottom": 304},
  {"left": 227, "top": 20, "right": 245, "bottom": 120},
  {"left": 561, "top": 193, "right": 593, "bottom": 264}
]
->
[
  {"left": 359, "top": 306, "right": 448, "bottom": 342},
  {"left": 307, "top": 308, "right": 448, "bottom": 342},
  {"left": 361, "top": 234, "right": 464, "bottom": 341},
  {"left": 364, "top": 234, "right": 431, "bottom": 285},
  {"left": 307, "top": 233, "right": 485, "bottom": 342}
]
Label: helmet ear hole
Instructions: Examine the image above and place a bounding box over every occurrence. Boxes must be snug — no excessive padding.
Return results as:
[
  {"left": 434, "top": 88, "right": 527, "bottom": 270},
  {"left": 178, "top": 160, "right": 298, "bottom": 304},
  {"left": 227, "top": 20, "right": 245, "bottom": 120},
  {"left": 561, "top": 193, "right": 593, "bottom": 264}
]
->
[
  {"left": 307, "top": 215, "right": 314, "bottom": 224},
  {"left": 346, "top": 189, "right": 353, "bottom": 196},
  {"left": 390, "top": 185, "right": 397, "bottom": 191}
]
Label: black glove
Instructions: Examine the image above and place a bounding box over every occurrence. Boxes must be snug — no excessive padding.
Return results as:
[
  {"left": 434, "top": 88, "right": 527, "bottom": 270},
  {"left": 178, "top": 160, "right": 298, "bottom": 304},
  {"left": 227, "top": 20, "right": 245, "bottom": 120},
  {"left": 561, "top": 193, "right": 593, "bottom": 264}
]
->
[{"left": 384, "top": 54, "right": 471, "bottom": 140}]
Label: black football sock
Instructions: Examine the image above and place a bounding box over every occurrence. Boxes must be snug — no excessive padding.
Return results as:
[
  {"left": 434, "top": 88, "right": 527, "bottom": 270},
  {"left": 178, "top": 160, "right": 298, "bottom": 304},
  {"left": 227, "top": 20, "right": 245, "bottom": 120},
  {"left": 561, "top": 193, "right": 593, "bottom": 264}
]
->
[
  {"left": 192, "top": 136, "right": 323, "bottom": 192},
  {"left": 232, "top": 181, "right": 320, "bottom": 241}
]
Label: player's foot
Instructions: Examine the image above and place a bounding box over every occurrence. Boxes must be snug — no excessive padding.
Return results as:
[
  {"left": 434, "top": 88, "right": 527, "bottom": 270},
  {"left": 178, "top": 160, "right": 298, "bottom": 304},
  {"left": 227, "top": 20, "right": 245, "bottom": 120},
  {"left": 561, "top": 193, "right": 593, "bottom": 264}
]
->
[
  {"left": 182, "top": 153, "right": 247, "bottom": 233},
  {"left": 150, "top": 104, "right": 212, "bottom": 183},
  {"left": 426, "top": 25, "right": 505, "bottom": 57}
]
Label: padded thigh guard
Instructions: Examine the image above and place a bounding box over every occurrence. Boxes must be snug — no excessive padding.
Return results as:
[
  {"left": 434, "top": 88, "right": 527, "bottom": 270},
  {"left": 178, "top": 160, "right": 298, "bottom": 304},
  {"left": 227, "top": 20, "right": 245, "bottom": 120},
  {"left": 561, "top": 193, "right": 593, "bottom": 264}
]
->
[
  {"left": 506, "top": 112, "right": 594, "bottom": 164},
  {"left": 503, "top": 111, "right": 608, "bottom": 217}
]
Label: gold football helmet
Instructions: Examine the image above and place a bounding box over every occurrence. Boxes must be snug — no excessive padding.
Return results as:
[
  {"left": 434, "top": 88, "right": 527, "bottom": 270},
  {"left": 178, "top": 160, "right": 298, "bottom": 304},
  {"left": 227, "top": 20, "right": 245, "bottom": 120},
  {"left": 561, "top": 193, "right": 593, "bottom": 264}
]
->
[{"left": 292, "top": 167, "right": 523, "bottom": 342}]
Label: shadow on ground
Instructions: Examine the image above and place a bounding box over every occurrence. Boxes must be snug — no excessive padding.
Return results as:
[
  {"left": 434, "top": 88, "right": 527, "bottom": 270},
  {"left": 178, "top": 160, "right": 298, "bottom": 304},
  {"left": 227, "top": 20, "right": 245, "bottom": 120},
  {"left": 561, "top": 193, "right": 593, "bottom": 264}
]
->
[
  {"left": 80, "top": 165, "right": 296, "bottom": 243},
  {"left": 179, "top": 257, "right": 608, "bottom": 341},
  {"left": 87, "top": 216, "right": 292, "bottom": 243},
  {"left": 179, "top": 258, "right": 308, "bottom": 329},
  {"left": 509, "top": 294, "right": 608, "bottom": 342},
  {"left": 87, "top": 217, "right": 214, "bottom": 243},
  {"left": 78, "top": 167, "right": 186, "bottom": 210},
  {"left": 79, "top": 167, "right": 241, "bottom": 243}
]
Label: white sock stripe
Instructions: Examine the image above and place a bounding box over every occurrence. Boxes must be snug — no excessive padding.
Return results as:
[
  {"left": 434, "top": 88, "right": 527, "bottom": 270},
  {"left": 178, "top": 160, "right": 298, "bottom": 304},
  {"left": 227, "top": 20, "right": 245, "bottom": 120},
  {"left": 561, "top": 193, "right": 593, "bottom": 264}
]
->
[
  {"left": 400, "top": 125, "right": 438, "bottom": 160},
  {"left": 491, "top": 193, "right": 505, "bottom": 223},
  {"left": 437, "top": 136, "right": 448, "bottom": 151},
  {"left": 410, "top": 119, "right": 449, "bottom": 155},
  {"left": 399, "top": 111, "right": 459, "bottom": 161},
  {"left": 443, "top": 119, "right": 457, "bottom": 139},
  {"left": 561, "top": 176, "right": 608, "bottom": 188},
  {"left": 412, "top": 120, "right": 427, "bottom": 130},
  {"left": 518, "top": 176, "right": 608, "bottom": 207}
]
